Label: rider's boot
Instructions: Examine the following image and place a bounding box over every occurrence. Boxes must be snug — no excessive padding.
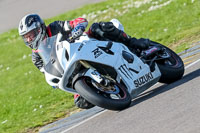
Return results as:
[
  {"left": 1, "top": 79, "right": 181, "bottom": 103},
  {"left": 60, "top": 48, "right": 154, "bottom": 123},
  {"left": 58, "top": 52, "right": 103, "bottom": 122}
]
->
[
  {"left": 74, "top": 94, "right": 95, "bottom": 109},
  {"left": 114, "top": 29, "right": 149, "bottom": 52}
]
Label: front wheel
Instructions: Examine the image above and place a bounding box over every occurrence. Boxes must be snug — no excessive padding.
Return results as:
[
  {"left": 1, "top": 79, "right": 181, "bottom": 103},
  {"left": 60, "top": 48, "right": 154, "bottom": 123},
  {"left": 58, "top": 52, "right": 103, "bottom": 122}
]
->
[
  {"left": 74, "top": 77, "right": 131, "bottom": 110},
  {"left": 150, "top": 41, "right": 184, "bottom": 83}
]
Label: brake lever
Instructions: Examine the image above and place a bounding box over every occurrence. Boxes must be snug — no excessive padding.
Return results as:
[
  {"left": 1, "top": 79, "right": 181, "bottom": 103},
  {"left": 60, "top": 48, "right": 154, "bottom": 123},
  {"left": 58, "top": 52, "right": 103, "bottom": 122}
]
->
[{"left": 67, "top": 36, "right": 75, "bottom": 43}]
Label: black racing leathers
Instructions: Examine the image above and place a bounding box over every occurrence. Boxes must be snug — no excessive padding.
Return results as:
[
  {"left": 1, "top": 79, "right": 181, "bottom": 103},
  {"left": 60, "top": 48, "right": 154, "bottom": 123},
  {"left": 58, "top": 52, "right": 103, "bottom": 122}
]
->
[{"left": 86, "top": 22, "right": 149, "bottom": 51}]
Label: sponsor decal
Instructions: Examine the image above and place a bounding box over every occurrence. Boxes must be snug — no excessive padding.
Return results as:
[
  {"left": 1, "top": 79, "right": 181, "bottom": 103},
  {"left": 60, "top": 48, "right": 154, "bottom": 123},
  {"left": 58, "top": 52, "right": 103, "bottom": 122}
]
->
[
  {"left": 90, "top": 70, "right": 103, "bottom": 83},
  {"left": 134, "top": 72, "right": 154, "bottom": 88},
  {"left": 92, "top": 48, "right": 103, "bottom": 58},
  {"left": 144, "top": 47, "right": 158, "bottom": 55},
  {"left": 118, "top": 64, "right": 133, "bottom": 79},
  {"left": 91, "top": 70, "right": 102, "bottom": 80},
  {"left": 118, "top": 64, "right": 140, "bottom": 79},
  {"left": 78, "top": 43, "right": 84, "bottom": 51},
  {"left": 20, "top": 22, "right": 23, "bottom": 30}
]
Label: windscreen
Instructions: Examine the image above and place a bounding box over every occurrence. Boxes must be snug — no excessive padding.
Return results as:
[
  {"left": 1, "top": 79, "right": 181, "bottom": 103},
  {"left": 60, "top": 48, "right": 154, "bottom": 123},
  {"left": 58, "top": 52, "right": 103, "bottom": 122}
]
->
[{"left": 37, "top": 35, "right": 57, "bottom": 65}]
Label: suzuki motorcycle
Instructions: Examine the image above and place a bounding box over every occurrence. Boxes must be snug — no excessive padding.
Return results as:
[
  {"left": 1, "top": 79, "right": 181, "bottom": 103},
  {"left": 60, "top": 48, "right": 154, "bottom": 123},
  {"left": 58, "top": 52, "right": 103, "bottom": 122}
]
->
[{"left": 38, "top": 26, "right": 184, "bottom": 111}]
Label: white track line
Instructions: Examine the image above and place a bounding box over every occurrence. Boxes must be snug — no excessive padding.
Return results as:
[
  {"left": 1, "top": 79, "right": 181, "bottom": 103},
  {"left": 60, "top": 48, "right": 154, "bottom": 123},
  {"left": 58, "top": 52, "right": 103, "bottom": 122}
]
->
[
  {"left": 185, "top": 58, "right": 200, "bottom": 69},
  {"left": 61, "top": 58, "right": 200, "bottom": 133},
  {"left": 61, "top": 109, "right": 108, "bottom": 133}
]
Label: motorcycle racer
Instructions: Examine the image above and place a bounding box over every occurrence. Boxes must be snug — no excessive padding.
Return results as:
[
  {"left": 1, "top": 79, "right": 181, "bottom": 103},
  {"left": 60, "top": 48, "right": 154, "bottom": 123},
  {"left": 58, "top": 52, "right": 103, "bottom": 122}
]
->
[
  {"left": 18, "top": 13, "right": 149, "bottom": 109},
  {"left": 18, "top": 14, "right": 94, "bottom": 109}
]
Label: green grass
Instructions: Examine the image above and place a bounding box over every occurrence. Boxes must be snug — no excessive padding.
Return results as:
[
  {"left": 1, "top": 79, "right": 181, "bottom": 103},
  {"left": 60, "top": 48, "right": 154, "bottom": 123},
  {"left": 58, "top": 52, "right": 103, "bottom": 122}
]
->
[{"left": 1, "top": 0, "right": 200, "bottom": 132}]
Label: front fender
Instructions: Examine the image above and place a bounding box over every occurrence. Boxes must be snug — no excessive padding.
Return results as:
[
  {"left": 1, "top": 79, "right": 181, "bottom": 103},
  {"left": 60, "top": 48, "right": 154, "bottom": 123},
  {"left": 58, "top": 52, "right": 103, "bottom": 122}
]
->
[{"left": 72, "top": 68, "right": 104, "bottom": 89}]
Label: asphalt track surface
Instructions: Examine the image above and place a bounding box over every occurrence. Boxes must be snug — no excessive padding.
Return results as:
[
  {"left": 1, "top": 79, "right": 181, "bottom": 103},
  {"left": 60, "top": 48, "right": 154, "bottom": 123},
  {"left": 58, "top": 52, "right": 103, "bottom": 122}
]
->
[
  {"left": 0, "top": 0, "right": 105, "bottom": 33},
  {"left": 39, "top": 44, "right": 200, "bottom": 133},
  {"left": 65, "top": 59, "right": 200, "bottom": 133},
  {"left": 3, "top": 0, "right": 200, "bottom": 132}
]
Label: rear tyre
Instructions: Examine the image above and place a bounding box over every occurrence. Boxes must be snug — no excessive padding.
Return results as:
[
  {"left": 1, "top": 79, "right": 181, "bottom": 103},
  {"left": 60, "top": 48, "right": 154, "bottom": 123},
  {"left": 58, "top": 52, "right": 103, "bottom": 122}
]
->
[
  {"left": 74, "top": 77, "right": 131, "bottom": 110},
  {"left": 150, "top": 41, "right": 184, "bottom": 83}
]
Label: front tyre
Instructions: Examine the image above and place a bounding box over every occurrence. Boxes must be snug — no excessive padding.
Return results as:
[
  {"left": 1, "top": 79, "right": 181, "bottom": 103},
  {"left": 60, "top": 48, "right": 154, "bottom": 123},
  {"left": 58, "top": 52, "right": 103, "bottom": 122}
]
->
[
  {"left": 150, "top": 41, "right": 184, "bottom": 83},
  {"left": 74, "top": 77, "right": 131, "bottom": 110}
]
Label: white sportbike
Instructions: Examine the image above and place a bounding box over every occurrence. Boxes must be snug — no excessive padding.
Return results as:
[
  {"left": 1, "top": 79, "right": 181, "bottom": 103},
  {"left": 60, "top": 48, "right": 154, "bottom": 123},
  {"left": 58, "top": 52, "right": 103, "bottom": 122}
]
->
[{"left": 38, "top": 21, "right": 184, "bottom": 110}]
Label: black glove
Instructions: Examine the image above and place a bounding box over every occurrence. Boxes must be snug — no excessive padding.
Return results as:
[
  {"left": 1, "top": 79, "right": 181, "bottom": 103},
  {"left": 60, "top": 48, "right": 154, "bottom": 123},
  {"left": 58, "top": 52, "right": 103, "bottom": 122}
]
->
[
  {"left": 70, "top": 24, "right": 85, "bottom": 41},
  {"left": 99, "top": 22, "right": 115, "bottom": 32},
  {"left": 90, "top": 23, "right": 105, "bottom": 39}
]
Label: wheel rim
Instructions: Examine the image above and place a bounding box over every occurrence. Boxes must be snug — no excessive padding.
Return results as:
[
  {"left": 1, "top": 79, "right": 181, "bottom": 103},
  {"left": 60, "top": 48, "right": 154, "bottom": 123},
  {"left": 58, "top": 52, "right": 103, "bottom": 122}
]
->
[
  {"left": 83, "top": 77, "right": 127, "bottom": 100},
  {"left": 160, "top": 49, "right": 181, "bottom": 68}
]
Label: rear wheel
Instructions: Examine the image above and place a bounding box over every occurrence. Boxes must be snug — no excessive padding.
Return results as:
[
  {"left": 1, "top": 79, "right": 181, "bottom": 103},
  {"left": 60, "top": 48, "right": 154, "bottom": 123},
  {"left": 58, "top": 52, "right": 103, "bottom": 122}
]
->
[
  {"left": 74, "top": 77, "right": 131, "bottom": 110},
  {"left": 150, "top": 41, "right": 184, "bottom": 83}
]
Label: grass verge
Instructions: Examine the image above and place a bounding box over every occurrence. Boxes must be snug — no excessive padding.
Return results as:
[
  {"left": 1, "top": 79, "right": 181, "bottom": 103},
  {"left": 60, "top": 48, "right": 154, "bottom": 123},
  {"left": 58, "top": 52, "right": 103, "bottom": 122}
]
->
[{"left": 0, "top": 0, "right": 200, "bottom": 132}]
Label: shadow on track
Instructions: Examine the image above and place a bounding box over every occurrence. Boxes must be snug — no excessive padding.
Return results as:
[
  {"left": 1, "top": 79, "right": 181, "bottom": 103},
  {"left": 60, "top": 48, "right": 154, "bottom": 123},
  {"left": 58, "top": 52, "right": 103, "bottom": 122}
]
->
[{"left": 129, "top": 68, "right": 200, "bottom": 107}]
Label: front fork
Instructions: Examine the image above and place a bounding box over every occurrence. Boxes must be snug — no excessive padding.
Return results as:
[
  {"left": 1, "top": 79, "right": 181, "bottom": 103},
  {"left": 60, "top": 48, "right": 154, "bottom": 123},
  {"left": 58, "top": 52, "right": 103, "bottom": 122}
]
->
[
  {"left": 79, "top": 60, "right": 104, "bottom": 83},
  {"left": 79, "top": 60, "right": 112, "bottom": 86},
  {"left": 79, "top": 60, "right": 119, "bottom": 94}
]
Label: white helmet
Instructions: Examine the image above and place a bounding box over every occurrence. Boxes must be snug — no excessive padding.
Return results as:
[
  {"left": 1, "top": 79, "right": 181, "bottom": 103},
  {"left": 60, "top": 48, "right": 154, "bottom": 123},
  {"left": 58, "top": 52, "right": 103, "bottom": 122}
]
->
[
  {"left": 110, "top": 19, "right": 124, "bottom": 32},
  {"left": 18, "top": 14, "right": 46, "bottom": 49}
]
